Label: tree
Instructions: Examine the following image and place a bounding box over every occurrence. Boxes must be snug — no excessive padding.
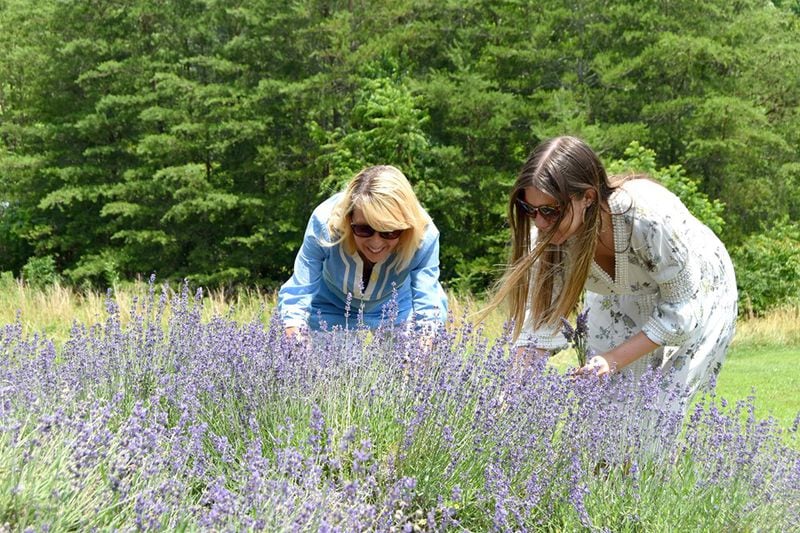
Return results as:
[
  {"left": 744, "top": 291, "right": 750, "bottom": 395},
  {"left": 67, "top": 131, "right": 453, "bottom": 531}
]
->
[
  {"left": 0, "top": 0, "right": 57, "bottom": 273},
  {"left": 0, "top": 0, "right": 797, "bottom": 304},
  {"left": 606, "top": 141, "right": 725, "bottom": 235}
]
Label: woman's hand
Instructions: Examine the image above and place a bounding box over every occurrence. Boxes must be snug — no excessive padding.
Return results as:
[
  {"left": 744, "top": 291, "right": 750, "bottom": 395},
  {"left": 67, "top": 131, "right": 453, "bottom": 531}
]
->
[
  {"left": 285, "top": 326, "right": 310, "bottom": 347},
  {"left": 574, "top": 333, "right": 660, "bottom": 378},
  {"left": 575, "top": 354, "right": 612, "bottom": 377}
]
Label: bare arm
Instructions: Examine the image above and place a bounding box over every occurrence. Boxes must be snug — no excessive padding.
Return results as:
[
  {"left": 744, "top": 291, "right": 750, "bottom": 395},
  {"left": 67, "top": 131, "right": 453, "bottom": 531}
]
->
[{"left": 580, "top": 331, "right": 659, "bottom": 376}]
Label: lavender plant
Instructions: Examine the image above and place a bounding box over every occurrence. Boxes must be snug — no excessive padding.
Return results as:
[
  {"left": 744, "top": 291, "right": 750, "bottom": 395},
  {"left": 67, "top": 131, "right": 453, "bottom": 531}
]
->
[
  {"left": 561, "top": 307, "right": 592, "bottom": 366},
  {"left": 0, "top": 280, "right": 797, "bottom": 531}
]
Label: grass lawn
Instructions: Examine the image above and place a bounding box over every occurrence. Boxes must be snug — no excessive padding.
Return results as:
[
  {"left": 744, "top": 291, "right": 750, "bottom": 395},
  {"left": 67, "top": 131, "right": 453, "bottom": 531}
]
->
[{"left": 713, "top": 343, "right": 800, "bottom": 429}]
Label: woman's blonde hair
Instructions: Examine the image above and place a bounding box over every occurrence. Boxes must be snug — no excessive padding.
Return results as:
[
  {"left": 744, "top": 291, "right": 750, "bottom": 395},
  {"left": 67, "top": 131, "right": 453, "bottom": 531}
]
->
[
  {"left": 327, "top": 165, "right": 431, "bottom": 271},
  {"left": 478, "top": 136, "right": 625, "bottom": 340}
]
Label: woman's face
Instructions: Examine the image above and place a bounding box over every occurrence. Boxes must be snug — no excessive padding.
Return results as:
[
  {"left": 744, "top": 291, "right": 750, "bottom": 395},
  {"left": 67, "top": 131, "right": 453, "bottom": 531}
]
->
[
  {"left": 521, "top": 187, "right": 585, "bottom": 245},
  {"left": 350, "top": 207, "right": 403, "bottom": 264}
]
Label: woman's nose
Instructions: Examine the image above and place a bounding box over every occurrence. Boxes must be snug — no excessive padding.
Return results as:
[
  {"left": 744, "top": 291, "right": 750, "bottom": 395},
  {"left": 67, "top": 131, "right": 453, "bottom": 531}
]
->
[{"left": 532, "top": 215, "right": 551, "bottom": 230}]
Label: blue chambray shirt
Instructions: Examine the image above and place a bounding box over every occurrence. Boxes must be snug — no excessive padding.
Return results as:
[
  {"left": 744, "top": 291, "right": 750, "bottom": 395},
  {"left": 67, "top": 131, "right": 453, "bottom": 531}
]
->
[{"left": 278, "top": 193, "right": 448, "bottom": 331}]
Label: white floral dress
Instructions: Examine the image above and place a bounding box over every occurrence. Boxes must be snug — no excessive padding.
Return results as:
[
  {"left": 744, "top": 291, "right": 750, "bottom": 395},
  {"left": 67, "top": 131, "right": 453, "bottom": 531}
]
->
[{"left": 517, "top": 179, "right": 738, "bottom": 404}]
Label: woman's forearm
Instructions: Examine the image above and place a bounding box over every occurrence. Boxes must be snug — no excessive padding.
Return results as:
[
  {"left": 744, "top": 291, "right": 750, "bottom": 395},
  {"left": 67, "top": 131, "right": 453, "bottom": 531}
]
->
[{"left": 602, "top": 331, "right": 660, "bottom": 371}]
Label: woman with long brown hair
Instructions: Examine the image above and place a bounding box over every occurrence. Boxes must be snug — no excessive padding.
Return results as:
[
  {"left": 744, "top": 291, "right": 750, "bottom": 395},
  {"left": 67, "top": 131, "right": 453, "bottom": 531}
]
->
[{"left": 482, "top": 136, "right": 737, "bottom": 409}]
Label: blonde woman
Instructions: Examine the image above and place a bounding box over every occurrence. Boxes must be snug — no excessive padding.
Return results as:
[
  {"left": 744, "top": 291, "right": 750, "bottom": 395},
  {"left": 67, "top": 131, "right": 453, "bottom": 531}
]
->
[
  {"left": 278, "top": 165, "right": 448, "bottom": 336},
  {"left": 483, "top": 136, "right": 737, "bottom": 409}
]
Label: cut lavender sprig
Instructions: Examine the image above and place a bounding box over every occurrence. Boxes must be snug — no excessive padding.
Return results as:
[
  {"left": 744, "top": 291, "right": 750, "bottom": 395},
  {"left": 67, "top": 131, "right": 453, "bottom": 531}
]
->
[{"left": 561, "top": 308, "right": 592, "bottom": 367}]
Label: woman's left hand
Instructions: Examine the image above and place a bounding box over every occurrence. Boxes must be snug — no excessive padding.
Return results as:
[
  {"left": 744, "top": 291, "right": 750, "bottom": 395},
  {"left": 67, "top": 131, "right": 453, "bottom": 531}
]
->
[{"left": 575, "top": 354, "right": 611, "bottom": 377}]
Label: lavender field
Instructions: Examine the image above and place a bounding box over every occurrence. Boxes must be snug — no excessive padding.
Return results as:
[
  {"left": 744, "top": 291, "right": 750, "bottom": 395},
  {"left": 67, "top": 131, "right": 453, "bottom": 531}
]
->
[{"left": 1, "top": 282, "right": 798, "bottom": 531}]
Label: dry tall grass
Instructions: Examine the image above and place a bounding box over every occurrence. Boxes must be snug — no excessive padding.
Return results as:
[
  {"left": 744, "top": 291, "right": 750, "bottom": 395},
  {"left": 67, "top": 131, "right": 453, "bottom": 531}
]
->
[
  {"left": 0, "top": 279, "right": 796, "bottom": 348},
  {"left": 0, "top": 280, "right": 276, "bottom": 344},
  {"left": 731, "top": 305, "right": 800, "bottom": 347}
]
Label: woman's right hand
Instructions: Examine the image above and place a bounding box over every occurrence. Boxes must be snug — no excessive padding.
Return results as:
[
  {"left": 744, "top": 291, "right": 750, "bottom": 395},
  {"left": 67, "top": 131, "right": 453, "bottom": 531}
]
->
[
  {"left": 574, "top": 354, "right": 612, "bottom": 378},
  {"left": 285, "top": 326, "right": 310, "bottom": 347}
]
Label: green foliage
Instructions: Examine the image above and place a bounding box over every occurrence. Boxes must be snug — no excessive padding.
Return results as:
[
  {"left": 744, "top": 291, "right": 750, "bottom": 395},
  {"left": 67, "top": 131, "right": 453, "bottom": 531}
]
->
[
  {"left": 731, "top": 217, "right": 800, "bottom": 316},
  {"left": 0, "top": 0, "right": 798, "bottom": 299},
  {"left": 317, "top": 76, "right": 432, "bottom": 192},
  {"left": 607, "top": 141, "right": 726, "bottom": 235},
  {"left": 21, "top": 256, "right": 60, "bottom": 288},
  {"left": 65, "top": 250, "right": 122, "bottom": 289}
]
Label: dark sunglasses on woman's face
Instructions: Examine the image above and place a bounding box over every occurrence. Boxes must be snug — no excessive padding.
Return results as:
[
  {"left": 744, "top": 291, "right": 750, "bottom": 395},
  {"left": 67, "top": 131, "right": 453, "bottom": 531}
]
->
[
  {"left": 350, "top": 224, "right": 404, "bottom": 240},
  {"left": 515, "top": 197, "right": 562, "bottom": 222}
]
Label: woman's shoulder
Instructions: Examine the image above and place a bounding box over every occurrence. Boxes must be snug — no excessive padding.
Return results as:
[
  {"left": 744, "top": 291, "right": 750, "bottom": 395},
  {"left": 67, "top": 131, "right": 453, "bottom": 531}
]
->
[
  {"left": 308, "top": 193, "right": 343, "bottom": 225},
  {"left": 424, "top": 215, "right": 439, "bottom": 235},
  {"left": 305, "top": 193, "right": 344, "bottom": 238},
  {"left": 614, "top": 178, "right": 684, "bottom": 215},
  {"left": 620, "top": 178, "right": 678, "bottom": 201},
  {"left": 418, "top": 218, "right": 441, "bottom": 248}
]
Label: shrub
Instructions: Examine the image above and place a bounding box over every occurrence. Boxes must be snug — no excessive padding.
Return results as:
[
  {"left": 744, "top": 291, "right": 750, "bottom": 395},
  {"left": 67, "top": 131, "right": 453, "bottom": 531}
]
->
[
  {"left": 20, "top": 255, "right": 60, "bottom": 288},
  {"left": 732, "top": 217, "right": 800, "bottom": 316},
  {"left": 0, "top": 282, "right": 797, "bottom": 530}
]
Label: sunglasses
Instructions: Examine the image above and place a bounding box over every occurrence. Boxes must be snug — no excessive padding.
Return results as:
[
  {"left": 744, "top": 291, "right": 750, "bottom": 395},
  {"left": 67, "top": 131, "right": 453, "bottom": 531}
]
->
[
  {"left": 515, "top": 197, "right": 563, "bottom": 222},
  {"left": 350, "top": 224, "right": 404, "bottom": 240}
]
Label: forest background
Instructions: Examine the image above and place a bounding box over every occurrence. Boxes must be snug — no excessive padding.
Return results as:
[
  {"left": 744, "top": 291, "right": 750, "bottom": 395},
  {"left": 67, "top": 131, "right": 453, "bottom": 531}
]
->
[{"left": 1, "top": 0, "right": 799, "bottom": 316}]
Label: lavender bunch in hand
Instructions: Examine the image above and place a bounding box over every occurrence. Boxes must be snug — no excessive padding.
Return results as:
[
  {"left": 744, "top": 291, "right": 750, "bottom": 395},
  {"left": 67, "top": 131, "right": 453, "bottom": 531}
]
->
[{"left": 561, "top": 308, "right": 592, "bottom": 367}]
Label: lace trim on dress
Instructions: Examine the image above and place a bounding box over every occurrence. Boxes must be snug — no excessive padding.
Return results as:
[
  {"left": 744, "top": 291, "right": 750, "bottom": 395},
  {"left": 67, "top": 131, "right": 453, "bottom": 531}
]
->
[
  {"left": 642, "top": 317, "right": 690, "bottom": 346},
  {"left": 659, "top": 261, "right": 698, "bottom": 304},
  {"left": 594, "top": 186, "right": 635, "bottom": 290},
  {"left": 515, "top": 328, "right": 568, "bottom": 351}
]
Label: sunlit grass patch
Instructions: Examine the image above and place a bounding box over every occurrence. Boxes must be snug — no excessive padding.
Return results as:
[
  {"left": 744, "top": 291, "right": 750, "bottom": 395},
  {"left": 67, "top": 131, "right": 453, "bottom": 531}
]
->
[
  {"left": 714, "top": 344, "right": 800, "bottom": 429},
  {"left": 732, "top": 305, "right": 800, "bottom": 348}
]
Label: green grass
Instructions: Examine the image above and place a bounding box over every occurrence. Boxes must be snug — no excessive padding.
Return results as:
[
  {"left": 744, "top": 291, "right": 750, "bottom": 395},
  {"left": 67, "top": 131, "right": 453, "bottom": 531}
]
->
[{"left": 713, "top": 344, "right": 800, "bottom": 428}]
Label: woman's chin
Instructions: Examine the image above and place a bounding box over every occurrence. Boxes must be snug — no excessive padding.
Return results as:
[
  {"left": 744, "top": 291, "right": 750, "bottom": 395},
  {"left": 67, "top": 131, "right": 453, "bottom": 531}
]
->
[{"left": 359, "top": 250, "right": 390, "bottom": 264}]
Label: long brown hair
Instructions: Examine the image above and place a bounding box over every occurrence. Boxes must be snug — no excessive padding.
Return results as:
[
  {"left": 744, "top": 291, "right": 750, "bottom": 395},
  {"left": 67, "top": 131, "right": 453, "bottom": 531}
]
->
[{"left": 479, "top": 136, "right": 618, "bottom": 339}]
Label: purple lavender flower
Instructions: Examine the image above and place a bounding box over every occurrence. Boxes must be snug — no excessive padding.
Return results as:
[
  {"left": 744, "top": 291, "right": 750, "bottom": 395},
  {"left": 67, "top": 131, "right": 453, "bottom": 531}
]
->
[{"left": 1, "top": 278, "right": 798, "bottom": 530}]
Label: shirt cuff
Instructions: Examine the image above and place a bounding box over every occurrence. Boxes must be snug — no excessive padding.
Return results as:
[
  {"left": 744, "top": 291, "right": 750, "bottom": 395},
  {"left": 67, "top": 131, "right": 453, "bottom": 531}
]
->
[{"left": 514, "top": 328, "right": 568, "bottom": 352}]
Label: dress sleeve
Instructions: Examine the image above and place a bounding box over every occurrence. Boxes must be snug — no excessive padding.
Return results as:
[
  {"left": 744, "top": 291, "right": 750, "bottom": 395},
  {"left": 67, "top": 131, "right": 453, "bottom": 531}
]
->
[
  {"left": 277, "top": 205, "right": 330, "bottom": 330},
  {"left": 632, "top": 200, "right": 702, "bottom": 346},
  {"left": 409, "top": 224, "right": 448, "bottom": 329},
  {"left": 515, "top": 311, "right": 568, "bottom": 352}
]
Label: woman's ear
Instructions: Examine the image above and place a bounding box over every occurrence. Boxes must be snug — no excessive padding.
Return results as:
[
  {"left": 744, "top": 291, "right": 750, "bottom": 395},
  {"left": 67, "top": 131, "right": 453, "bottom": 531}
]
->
[{"left": 583, "top": 189, "right": 597, "bottom": 206}]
